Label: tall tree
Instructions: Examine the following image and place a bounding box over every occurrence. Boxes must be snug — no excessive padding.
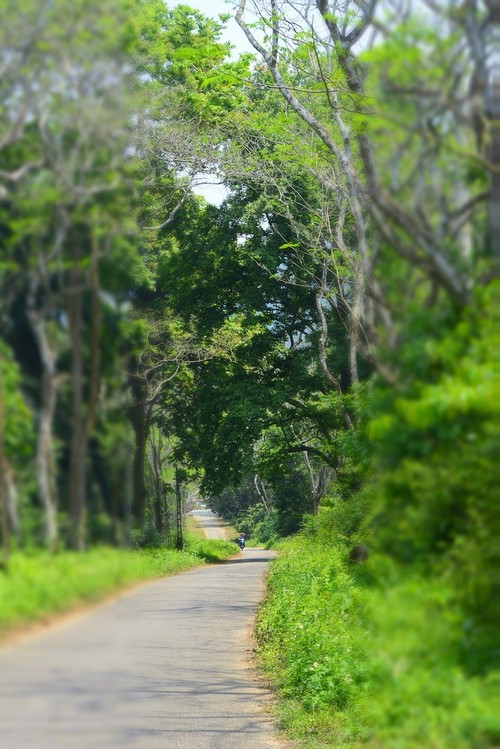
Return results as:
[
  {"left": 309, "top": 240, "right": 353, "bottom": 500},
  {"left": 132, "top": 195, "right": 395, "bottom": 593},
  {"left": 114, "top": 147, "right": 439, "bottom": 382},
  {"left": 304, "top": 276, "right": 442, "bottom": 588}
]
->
[{"left": 0, "top": 0, "right": 138, "bottom": 547}]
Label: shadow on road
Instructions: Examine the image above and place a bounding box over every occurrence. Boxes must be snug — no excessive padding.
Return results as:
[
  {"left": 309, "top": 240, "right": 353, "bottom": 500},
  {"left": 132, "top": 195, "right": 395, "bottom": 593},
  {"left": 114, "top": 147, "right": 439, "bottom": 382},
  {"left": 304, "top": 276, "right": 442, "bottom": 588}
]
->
[{"left": 224, "top": 553, "right": 277, "bottom": 565}]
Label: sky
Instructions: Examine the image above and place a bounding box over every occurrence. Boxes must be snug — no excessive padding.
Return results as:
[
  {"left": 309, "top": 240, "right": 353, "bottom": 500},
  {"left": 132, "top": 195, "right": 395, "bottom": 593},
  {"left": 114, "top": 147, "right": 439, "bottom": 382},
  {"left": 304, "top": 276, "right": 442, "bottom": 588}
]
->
[{"left": 182, "top": 0, "right": 255, "bottom": 56}]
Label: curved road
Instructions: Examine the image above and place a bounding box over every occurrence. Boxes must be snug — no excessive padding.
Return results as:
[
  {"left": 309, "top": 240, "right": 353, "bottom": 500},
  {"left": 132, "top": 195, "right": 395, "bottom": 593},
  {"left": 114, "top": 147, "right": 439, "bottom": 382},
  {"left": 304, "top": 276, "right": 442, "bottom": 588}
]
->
[{"left": 0, "top": 520, "right": 284, "bottom": 749}]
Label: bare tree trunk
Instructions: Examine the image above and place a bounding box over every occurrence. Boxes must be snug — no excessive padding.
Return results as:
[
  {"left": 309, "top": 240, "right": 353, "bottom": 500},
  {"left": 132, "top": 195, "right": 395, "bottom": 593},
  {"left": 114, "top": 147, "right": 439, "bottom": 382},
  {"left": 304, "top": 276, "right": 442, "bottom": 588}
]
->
[
  {"left": 301, "top": 450, "right": 333, "bottom": 514},
  {"left": 67, "top": 253, "right": 86, "bottom": 550},
  {"left": 27, "top": 296, "right": 59, "bottom": 551},
  {"left": 148, "top": 427, "right": 165, "bottom": 534},
  {"left": 4, "top": 461, "right": 19, "bottom": 539},
  {"left": 175, "top": 467, "right": 183, "bottom": 550},
  {"left": 485, "top": 0, "right": 500, "bottom": 265},
  {"left": 86, "top": 236, "right": 101, "bottom": 436},
  {"left": 129, "top": 364, "right": 148, "bottom": 529},
  {"left": 315, "top": 268, "right": 354, "bottom": 430},
  {"left": 67, "top": 236, "right": 102, "bottom": 550},
  {"left": 254, "top": 474, "right": 271, "bottom": 514}
]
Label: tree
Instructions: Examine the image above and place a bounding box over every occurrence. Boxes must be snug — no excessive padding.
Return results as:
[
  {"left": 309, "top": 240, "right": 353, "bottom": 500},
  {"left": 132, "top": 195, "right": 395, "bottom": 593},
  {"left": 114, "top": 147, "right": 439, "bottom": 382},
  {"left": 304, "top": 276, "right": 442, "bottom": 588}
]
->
[
  {"left": 0, "top": 0, "right": 139, "bottom": 548},
  {"left": 234, "top": 0, "right": 487, "bottom": 359}
]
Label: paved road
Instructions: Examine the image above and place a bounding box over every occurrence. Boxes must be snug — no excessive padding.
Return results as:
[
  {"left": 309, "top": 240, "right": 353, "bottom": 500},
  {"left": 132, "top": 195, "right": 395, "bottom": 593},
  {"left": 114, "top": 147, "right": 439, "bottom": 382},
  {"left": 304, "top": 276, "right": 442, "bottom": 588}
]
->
[
  {"left": 188, "top": 509, "right": 230, "bottom": 540},
  {"left": 0, "top": 547, "right": 283, "bottom": 749}
]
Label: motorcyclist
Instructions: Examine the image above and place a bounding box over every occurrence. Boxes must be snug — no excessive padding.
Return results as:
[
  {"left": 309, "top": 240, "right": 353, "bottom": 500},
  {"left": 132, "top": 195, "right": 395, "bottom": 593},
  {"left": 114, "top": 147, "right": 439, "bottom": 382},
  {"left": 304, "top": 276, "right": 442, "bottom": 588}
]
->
[{"left": 237, "top": 533, "right": 246, "bottom": 550}]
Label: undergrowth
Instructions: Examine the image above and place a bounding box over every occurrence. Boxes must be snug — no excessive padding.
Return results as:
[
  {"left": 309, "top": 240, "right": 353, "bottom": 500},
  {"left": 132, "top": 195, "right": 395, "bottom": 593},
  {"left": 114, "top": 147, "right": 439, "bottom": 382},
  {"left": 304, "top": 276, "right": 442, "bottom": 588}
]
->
[{"left": 256, "top": 536, "right": 496, "bottom": 748}]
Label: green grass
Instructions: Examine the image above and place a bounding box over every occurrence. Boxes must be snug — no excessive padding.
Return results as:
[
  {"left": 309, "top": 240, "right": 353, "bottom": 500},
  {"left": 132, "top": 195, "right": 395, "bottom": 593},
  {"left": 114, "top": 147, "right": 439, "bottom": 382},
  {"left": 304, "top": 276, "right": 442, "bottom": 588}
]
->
[
  {"left": 185, "top": 514, "right": 207, "bottom": 538},
  {"left": 184, "top": 534, "right": 239, "bottom": 562},
  {"left": 255, "top": 536, "right": 496, "bottom": 748},
  {"left": 0, "top": 538, "right": 236, "bottom": 639}
]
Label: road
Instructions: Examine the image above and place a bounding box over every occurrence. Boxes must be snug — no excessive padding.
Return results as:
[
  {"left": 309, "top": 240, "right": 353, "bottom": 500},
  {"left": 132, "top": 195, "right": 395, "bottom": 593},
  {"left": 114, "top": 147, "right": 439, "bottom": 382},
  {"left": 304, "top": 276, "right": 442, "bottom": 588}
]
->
[
  {"left": 188, "top": 509, "right": 231, "bottom": 540},
  {"left": 0, "top": 525, "right": 284, "bottom": 748}
]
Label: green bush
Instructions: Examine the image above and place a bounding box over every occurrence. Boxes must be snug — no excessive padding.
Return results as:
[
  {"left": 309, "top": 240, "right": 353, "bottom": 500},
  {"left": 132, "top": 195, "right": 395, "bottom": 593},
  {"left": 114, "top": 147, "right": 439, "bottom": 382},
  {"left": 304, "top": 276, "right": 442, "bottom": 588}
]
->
[
  {"left": 184, "top": 534, "right": 237, "bottom": 562},
  {"left": 256, "top": 536, "right": 494, "bottom": 748}
]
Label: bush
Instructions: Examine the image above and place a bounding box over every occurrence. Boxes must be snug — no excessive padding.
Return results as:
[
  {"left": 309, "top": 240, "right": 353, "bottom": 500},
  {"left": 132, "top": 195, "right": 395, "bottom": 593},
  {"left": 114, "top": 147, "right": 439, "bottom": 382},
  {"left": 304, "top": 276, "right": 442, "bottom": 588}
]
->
[
  {"left": 255, "top": 535, "right": 494, "bottom": 748},
  {"left": 184, "top": 534, "right": 237, "bottom": 562}
]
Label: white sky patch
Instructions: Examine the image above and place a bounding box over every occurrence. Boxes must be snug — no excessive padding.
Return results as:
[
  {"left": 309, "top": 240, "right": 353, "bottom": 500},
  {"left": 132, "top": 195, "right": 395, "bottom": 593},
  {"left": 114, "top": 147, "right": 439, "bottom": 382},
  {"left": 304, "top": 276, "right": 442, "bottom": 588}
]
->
[
  {"left": 193, "top": 175, "right": 229, "bottom": 205},
  {"left": 180, "top": 0, "right": 255, "bottom": 57}
]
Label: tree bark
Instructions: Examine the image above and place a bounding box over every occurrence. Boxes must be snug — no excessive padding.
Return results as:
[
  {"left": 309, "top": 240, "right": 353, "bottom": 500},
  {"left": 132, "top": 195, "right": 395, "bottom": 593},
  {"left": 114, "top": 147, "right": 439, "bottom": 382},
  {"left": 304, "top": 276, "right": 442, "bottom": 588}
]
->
[
  {"left": 86, "top": 236, "right": 101, "bottom": 436},
  {"left": 485, "top": 0, "right": 500, "bottom": 265},
  {"left": 129, "top": 363, "right": 148, "bottom": 529},
  {"left": 314, "top": 270, "right": 354, "bottom": 430},
  {"left": 4, "top": 461, "right": 19, "bottom": 539},
  {"left": 148, "top": 427, "right": 166, "bottom": 534},
  {"left": 254, "top": 474, "right": 271, "bottom": 514},
  {"left": 67, "top": 250, "right": 86, "bottom": 550},
  {"left": 26, "top": 299, "right": 59, "bottom": 551}
]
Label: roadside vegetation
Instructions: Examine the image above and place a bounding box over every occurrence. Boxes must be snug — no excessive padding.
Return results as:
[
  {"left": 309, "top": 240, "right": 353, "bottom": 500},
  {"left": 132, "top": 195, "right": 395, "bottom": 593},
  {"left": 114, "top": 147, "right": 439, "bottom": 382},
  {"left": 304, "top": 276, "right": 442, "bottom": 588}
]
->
[
  {"left": 256, "top": 537, "right": 495, "bottom": 749},
  {"left": 250, "top": 313, "right": 495, "bottom": 747}
]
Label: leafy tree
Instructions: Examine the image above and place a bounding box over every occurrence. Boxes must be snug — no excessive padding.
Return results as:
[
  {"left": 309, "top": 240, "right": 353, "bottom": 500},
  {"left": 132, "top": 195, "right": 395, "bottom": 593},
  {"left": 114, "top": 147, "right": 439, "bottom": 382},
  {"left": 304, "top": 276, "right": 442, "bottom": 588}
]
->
[{"left": 0, "top": 0, "right": 140, "bottom": 548}]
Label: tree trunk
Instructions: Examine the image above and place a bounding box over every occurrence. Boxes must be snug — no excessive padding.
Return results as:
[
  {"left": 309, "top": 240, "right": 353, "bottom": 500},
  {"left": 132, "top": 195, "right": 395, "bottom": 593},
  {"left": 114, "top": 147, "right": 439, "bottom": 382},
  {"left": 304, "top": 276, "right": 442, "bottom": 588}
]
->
[
  {"left": 67, "top": 253, "right": 86, "bottom": 550},
  {"left": 86, "top": 236, "right": 101, "bottom": 436},
  {"left": 4, "top": 461, "right": 19, "bottom": 539},
  {"left": 26, "top": 298, "right": 59, "bottom": 551},
  {"left": 129, "top": 364, "right": 148, "bottom": 529},
  {"left": 175, "top": 467, "right": 183, "bottom": 550},
  {"left": 253, "top": 474, "right": 271, "bottom": 514},
  {"left": 301, "top": 451, "right": 332, "bottom": 514},
  {"left": 315, "top": 272, "right": 354, "bottom": 430},
  {"left": 485, "top": 1, "right": 500, "bottom": 264},
  {"left": 148, "top": 428, "right": 165, "bottom": 534}
]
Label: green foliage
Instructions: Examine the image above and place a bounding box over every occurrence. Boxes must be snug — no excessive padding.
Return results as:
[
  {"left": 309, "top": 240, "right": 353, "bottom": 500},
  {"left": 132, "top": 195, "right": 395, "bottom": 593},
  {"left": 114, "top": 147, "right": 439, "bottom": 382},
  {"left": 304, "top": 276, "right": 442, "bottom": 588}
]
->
[
  {"left": 133, "top": 1, "right": 250, "bottom": 120},
  {"left": 0, "top": 342, "right": 33, "bottom": 460},
  {"left": 364, "top": 306, "right": 494, "bottom": 673},
  {"left": 366, "top": 572, "right": 496, "bottom": 749},
  {"left": 236, "top": 503, "right": 279, "bottom": 544},
  {"left": 183, "top": 534, "right": 237, "bottom": 563},
  {"left": 257, "top": 538, "right": 372, "bottom": 716},
  {"left": 309, "top": 486, "right": 373, "bottom": 545},
  {"left": 256, "top": 536, "right": 494, "bottom": 748}
]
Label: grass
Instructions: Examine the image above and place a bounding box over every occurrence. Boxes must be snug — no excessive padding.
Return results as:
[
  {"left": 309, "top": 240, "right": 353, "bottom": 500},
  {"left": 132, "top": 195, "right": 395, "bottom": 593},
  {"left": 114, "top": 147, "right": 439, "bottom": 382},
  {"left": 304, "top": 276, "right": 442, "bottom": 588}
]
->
[
  {"left": 255, "top": 536, "right": 496, "bottom": 748},
  {"left": 184, "top": 533, "right": 239, "bottom": 563},
  {"left": 0, "top": 537, "right": 237, "bottom": 641},
  {"left": 185, "top": 514, "right": 207, "bottom": 538}
]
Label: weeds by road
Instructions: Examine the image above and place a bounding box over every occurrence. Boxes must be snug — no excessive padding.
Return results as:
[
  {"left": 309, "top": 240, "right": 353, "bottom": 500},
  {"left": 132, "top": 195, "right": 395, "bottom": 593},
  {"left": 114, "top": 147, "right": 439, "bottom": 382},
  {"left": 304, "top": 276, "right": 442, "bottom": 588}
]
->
[{"left": 256, "top": 536, "right": 494, "bottom": 749}]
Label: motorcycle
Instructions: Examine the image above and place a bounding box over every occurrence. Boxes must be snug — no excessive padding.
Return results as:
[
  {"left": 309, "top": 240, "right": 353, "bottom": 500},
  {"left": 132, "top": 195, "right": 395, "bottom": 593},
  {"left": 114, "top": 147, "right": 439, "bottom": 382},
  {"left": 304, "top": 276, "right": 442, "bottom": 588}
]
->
[{"left": 237, "top": 535, "right": 246, "bottom": 550}]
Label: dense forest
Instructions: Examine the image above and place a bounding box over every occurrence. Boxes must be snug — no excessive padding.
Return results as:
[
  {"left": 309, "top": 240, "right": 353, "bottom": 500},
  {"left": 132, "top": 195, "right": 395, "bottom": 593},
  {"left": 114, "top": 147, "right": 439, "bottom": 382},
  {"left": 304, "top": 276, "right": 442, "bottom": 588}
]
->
[{"left": 0, "top": 0, "right": 496, "bottom": 745}]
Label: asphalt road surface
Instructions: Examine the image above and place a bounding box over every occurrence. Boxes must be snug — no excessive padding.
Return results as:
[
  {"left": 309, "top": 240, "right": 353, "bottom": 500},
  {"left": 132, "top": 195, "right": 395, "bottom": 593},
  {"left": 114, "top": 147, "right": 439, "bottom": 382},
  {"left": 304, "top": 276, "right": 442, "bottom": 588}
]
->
[
  {"left": 0, "top": 525, "right": 283, "bottom": 748},
  {"left": 188, "top": 509, "right": 230, "bottom": 540}
]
